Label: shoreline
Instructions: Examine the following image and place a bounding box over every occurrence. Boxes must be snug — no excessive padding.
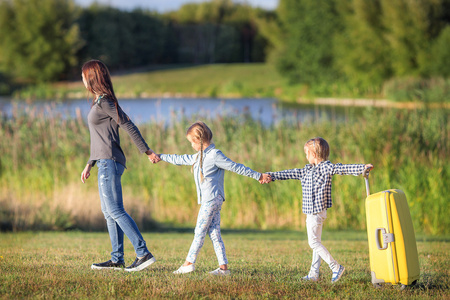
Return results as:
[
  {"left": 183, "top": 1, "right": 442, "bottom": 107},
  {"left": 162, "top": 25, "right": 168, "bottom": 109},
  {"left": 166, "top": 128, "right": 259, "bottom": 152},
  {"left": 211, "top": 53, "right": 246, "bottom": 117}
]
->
[
  {"left": 297, "top": 97, "right": 450, "bottom": 109},
  {"left": 4, "top": 91, "right": 450, "bottom": 109}
]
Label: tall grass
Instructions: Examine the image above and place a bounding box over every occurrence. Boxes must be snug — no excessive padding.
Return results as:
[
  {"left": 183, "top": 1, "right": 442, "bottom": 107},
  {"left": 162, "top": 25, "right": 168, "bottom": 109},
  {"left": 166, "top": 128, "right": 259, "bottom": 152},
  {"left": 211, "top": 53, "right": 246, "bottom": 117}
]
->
[{"left": 0, "top": 106, "right": 448, "bottom": 235}]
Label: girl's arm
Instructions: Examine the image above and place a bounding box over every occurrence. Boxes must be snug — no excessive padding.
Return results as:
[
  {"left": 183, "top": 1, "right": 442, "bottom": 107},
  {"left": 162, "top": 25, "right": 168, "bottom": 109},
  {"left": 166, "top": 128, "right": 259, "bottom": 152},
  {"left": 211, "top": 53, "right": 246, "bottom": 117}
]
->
[
  {"left": 214, "top": 150, "right": 261, "bottom": 180},
  {"left": 160, "top": 153, "right": 197, "bottom": 166},
  {"left": 266, "top": 168, "right": 306, "bottom": 181}
]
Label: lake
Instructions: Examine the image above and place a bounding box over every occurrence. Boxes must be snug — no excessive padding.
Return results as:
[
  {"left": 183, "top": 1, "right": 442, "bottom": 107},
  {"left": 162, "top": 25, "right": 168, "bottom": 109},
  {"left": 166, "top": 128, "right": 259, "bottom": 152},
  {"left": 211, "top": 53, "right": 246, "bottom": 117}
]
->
[{"left": 0, "top": 97, "right": 353, "bottom": 126}]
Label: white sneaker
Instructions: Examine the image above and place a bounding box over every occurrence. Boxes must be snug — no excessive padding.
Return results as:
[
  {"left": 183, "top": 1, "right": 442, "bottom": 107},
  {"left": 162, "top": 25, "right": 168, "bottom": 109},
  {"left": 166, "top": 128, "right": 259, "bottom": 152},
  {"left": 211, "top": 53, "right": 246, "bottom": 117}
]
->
[
  {"left": 209, "top": 268, "right": 230, "bottom": 276},
  {"left": 331, "top": 265, "right": 345, "bottom": 283},
  {"left": 173, "top": 264, "right": 195, "bottom": 274},
  {"left": 302, "top": 274, "right": 319, "bottom": 282}
]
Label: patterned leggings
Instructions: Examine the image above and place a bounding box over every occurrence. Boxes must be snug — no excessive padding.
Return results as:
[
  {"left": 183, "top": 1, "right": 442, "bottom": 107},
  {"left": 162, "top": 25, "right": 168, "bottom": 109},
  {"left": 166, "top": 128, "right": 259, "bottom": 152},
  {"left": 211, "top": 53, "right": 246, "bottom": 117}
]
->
[{"left": 186, "top": 195, "right": 228, "bottom": 265}]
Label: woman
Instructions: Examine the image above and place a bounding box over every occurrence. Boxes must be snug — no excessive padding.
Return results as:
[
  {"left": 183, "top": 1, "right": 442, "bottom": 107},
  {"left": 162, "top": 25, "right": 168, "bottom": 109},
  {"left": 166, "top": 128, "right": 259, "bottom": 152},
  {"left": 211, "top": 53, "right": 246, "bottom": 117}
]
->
[{"left": 80, "top": 59, "right": 160, "bottom": 272}]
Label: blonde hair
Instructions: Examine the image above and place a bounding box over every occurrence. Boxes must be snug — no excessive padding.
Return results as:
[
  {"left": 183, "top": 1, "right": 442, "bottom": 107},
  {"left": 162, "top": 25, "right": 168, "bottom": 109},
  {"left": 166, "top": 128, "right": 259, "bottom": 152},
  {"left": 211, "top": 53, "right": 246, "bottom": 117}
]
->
[
  {"left": 304, "top": 137, "right": 330, "bottom": 161},
  {"left": 187, "top": 121, "right": 213, "bottom": 182}
]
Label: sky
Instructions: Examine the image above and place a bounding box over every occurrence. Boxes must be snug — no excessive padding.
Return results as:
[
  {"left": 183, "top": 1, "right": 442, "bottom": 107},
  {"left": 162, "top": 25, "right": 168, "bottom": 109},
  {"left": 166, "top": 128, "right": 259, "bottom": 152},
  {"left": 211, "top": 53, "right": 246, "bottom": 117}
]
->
[{"left": 74, "top": 0, "right": 279, "bottom": 12}]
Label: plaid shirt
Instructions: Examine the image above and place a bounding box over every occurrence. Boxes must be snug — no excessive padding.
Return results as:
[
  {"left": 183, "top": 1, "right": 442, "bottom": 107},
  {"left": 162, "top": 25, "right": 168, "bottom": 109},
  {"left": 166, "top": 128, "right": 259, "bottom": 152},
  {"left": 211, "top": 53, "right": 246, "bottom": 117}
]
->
[{"left": 267, "top": 161, "right": 365, "bottom": 215}]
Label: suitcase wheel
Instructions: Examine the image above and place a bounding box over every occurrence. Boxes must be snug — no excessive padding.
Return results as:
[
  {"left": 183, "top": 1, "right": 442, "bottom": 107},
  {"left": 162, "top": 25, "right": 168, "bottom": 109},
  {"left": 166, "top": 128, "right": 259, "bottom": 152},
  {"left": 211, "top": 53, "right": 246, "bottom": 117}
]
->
[
  {"left": 402, "top": 280, "right": 418, "bottom": 290},
  {"left": 372, "top": 283, "right": 383, "bottom": 289}
]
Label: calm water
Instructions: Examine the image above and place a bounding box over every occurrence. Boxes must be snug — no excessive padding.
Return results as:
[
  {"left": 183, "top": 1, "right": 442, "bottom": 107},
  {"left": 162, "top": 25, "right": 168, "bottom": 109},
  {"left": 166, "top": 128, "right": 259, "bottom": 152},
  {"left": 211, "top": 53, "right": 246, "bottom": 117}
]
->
[{"left": 0, "top": 97, "right": 350, "bottom": 126}]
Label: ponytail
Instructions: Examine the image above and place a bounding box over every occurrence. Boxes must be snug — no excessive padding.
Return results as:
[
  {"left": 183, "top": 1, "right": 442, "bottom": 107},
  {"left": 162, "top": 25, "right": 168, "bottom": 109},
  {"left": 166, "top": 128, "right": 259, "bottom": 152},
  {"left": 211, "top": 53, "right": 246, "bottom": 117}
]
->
[{"left": 187, "top": 121, "right": 213, "bottom": 183}]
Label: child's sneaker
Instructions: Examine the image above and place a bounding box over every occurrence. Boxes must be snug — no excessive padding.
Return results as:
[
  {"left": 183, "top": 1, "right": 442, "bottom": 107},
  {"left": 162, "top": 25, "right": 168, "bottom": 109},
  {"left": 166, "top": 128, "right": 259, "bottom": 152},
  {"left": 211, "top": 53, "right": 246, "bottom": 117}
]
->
[
  {"left": 331, "top": 265, "right": 345, "bottom": 283},
  {"left": 209, "top": 268, "right": 230, "bottom": 276},
  {"left": 302, "top": 274, "right": 319, "bottom": 282},
  {"left": 173, "top": 264, "right": 195, "bottom": 274}
]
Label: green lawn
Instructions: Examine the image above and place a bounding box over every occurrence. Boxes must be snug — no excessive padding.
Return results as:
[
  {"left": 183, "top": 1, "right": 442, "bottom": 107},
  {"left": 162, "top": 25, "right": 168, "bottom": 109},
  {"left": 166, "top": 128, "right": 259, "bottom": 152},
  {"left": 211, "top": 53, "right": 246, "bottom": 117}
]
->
[
  {"left": 14, "top": 63, "right": 450, "bottom": 104},
  {"left": 24, "top": 63, "right": 301, "bottom": 101},
  {"left": 113, "top": 63, "right": 287, "bottom": 98},
  {"left": 0, "top": 231, "right": 448, "bottom": 299}
]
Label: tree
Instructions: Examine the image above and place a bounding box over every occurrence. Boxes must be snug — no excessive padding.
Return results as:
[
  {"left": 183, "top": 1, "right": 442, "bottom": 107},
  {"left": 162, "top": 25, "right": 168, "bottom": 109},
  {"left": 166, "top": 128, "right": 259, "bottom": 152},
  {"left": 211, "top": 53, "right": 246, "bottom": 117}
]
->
[
  {"left": 429, "top": 26, "right": 450, "bottom": 77},
  {"left": 254, "top": 10, "right": 284, "bottom": 64},
  {"left": 334, "top": 0, "right": 449, "bottom": 89},
  {"left": 168, "top": 0, "right": 266, "bottom": 63},
  {"left": 380, "top": 0, "right": 444, "bottom": 77},
  {"left": 275, "top": 0, "right": 342, "bottom": 85},
  {"left": 0, "top": 0, "right": 82, "bottom": 82},
  {"left": 428, "top": 0, "right": 450, "bottom": 77},
  {"left": 333, "top": 0, "right": 393, "bottom": 88},
  {"left": 77, "top": 5, "right": 171, "bottom": 69}
]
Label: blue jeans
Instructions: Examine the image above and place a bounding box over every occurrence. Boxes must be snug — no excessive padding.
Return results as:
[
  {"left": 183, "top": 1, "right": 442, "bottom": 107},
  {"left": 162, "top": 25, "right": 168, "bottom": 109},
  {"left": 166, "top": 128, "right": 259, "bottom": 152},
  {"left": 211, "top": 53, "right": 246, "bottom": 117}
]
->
[{"left": 97, "top": 159, "right": 149, "bottom": 263}]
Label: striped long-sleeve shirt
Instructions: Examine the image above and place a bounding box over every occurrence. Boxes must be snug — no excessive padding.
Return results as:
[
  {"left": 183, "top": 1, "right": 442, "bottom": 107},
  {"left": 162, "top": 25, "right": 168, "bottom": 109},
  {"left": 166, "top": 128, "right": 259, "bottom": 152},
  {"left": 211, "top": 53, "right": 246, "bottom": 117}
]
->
[{"left": 267, "top": 161, "right": 365, "bottom": 214}]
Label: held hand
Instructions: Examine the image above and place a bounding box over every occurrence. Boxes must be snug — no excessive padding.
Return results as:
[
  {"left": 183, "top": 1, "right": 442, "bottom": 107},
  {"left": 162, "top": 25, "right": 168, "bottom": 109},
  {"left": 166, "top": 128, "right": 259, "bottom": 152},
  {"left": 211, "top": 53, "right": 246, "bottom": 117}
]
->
[
  {"left": 81, "top": 164, "right": 91, "bottom": 183},
  {"left": 147, "top": 151, "right": 161, "bottom": 164},
  {"left": 259, "top": 173, "right": 272, "bottom": 184}
]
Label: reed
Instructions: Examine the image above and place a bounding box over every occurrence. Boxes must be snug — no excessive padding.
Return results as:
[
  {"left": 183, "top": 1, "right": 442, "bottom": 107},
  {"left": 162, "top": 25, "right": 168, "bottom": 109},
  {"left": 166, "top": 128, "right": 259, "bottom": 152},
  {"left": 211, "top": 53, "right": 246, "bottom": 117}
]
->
[{"left": 0, "top": 107, "right": 448, "bottom": 235}]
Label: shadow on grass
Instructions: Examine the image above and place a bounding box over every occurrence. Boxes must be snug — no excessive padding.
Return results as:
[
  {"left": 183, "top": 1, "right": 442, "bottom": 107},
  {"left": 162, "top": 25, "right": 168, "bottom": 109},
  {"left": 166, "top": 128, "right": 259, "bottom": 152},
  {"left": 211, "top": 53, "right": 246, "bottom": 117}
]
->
[
  {"left": 369, "top": 273, "right": 448, "bottom": 293},
  {"left": 415, "top": 273, "right": 449, "bottom": 292}
]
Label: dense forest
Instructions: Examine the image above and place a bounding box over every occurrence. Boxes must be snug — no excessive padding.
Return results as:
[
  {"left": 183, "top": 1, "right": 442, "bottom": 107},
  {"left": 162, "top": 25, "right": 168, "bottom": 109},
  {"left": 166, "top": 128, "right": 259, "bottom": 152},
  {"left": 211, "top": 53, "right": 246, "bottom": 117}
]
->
[
  {"left": 0, "top": 0, "right": 269, "bottom": 84},
  {"left": 0, "top": 0, "right": 449, "bottom": 98}
]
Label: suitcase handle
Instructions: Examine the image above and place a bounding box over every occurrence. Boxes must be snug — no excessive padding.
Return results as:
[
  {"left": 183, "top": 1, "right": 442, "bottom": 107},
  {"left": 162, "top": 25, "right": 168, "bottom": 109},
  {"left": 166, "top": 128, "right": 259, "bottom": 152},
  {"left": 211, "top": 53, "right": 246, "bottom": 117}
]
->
[
  {"left": 375, "top": 228, "right": 395, "bottom": 250},
  {"left": 363, "top": 167, "right": 371, "bottom": 196}
]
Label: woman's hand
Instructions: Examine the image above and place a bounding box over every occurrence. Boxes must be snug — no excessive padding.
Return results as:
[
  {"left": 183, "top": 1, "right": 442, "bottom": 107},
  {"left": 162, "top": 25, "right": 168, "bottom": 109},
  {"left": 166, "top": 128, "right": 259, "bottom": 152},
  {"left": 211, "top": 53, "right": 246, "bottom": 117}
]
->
[
  {"left": 146, "top": 150, "right": 161, "bottom": 164},
  {"left": 81, "top": 164, "right": 92, "bottom": 183}
]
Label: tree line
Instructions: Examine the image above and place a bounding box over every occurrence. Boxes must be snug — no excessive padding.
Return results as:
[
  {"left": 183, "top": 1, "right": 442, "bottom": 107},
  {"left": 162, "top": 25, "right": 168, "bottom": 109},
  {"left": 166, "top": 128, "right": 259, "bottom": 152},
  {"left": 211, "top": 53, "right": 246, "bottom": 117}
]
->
[
  {"left": 0, "top": 0, "right": 449, "bottom": 98},
  {"left": 262, "top": 0, "right": 450, "bottom": 95},
  {"left": 0, "top": 0, "right": 268, "bottom": 85}
]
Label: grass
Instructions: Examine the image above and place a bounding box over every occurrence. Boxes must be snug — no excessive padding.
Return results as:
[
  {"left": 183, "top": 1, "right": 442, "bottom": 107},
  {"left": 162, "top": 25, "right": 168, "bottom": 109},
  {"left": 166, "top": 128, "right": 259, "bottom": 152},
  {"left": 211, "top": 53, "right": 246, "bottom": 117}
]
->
[
  {"left": 114, "top": 64, "right": 287, "bottom": 99},
  {"left": 16, "top": 63, "right": 295, "bottom": 101},
  {"left": 0, "top": 231, "right": 448, "bottom": 299},
  {"left": 12, "top": 63, "right": 450, "bottom": 103}
]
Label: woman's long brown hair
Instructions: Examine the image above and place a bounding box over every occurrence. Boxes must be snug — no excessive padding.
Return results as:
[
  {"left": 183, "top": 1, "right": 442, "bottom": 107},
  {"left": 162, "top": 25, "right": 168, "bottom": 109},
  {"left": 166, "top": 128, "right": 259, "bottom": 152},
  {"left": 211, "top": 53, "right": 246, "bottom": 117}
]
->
[{"left": 82, "top": 59, "right": 121, "bottom": 121}]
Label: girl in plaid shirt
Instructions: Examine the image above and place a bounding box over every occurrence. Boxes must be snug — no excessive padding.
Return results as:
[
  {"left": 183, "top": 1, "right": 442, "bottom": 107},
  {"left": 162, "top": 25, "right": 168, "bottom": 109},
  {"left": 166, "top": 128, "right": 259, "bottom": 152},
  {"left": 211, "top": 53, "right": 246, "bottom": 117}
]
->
[{"left": 265, "top": 137, "right": 373, "bottom": 283}]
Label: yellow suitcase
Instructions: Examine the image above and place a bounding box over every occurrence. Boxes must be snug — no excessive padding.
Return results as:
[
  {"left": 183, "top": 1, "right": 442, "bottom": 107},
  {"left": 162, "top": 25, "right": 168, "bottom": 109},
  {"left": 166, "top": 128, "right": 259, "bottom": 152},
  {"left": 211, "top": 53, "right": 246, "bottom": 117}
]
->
[{"left": 364, "top": 171, "right": 420, "bottom": 288}]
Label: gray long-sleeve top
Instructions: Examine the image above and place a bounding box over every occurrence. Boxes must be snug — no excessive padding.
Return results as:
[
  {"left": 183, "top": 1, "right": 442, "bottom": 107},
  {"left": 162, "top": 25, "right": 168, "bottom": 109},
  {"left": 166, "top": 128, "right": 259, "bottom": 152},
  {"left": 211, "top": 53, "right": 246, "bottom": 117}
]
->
[{"left": 87, "top": 97, "right": 150, "bottom": 167}]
